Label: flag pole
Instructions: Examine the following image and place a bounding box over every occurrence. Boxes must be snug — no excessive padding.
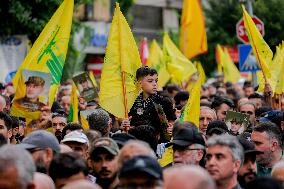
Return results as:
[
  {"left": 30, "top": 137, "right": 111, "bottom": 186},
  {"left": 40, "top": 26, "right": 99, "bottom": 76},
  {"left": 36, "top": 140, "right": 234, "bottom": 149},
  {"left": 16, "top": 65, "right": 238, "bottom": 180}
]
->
[{"left": 121, "top": 71, "right": 128, "bottom": 118}]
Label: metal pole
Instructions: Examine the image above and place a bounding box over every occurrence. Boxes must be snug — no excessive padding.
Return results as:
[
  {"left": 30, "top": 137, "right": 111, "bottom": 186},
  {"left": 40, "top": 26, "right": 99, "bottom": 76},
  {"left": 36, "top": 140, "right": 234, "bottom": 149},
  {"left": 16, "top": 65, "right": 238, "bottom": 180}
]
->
[{"left": 246, "top": 0, "right": 258, "bottom": 88}]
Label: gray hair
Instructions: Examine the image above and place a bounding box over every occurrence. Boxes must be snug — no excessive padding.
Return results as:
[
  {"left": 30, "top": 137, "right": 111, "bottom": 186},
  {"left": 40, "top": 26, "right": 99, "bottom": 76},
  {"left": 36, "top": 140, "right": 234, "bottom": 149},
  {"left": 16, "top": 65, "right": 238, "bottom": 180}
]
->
[
  {"left": 200, "top": 106, "right": 217, "bottom": 120},
  {"left": 207, "top": 134, "right": 244, "bottom": 165},
  {"left": 238, "top": 101, "right": 256, "bottom": 111},
  {"left": 0, "top": 144, "right": 36, "bottom": 189}
]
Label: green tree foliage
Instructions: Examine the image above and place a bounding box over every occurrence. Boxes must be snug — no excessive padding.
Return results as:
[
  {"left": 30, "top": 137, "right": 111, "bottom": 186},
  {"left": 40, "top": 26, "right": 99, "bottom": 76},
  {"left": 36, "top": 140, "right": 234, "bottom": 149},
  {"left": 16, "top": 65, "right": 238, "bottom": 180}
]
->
[{"left": 201, "top": 0, "right": 284, "bottom": 76}]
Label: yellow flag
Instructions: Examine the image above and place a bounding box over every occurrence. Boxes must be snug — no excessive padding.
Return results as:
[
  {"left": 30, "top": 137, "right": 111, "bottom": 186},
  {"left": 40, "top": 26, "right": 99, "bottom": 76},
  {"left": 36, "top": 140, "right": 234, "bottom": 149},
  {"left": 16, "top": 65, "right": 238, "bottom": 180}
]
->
[
  {"left": 99, "top": 3, "right": 142, "bottom": 119},
  {"left": 80, "top": 112, "right": 89, "bottom": 130},
  {"left": 223, "top": 48, "right": 241, "bottom": 83},
  {"left": 271, "top": 42, "right": 284, "bottom": 94},
  {"left": 194, "top": 61, "right": 206, "bottom": 84},
  {"left": 180, "top": 0, "right": 207, "bottom": 59},
  {"left": 69, "top": 82, "right": 79, "bottom": 123},
  {"left": 158, "top": 145, "right": 173, "bottom": 167},
  {"left": 216, "top": 45, "right": 224, "bottom": 73},
  {"left": 89, "top": 71, "right": 98, "bottom": 88},
  {"left": 11, "top": 0, "right": 73, "bottom": 119},
  {"left": 242, "top": 5, "right": 273, "bottom": 91},
  {"left": 147, "top": 40, "right": 170, "bottom": 88},
  {"left": 163, "top": 33, "right": 197, "bottom": 84},
  {"left": 182, "top": 75, "right": 201, "bottom": 126}
]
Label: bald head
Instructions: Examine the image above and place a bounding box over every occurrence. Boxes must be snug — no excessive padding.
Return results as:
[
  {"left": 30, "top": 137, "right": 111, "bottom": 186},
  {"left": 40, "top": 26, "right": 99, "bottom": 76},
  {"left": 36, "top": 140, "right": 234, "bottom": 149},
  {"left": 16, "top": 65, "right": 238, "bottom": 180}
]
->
[
  {"left": 62, "top": 180, "right": 101, "bottom": 189},
  {"left": 34, "top": 172, "right": 55, "bottom": 189},
  {"left": 272, "top": 160, "right": 284, "bottom": 183},
  {"left": 118, "top": 140, "right": 156, "bottom": 167},
  {"left": 164, "top": 165, "right": 216, "bottom": 189}
]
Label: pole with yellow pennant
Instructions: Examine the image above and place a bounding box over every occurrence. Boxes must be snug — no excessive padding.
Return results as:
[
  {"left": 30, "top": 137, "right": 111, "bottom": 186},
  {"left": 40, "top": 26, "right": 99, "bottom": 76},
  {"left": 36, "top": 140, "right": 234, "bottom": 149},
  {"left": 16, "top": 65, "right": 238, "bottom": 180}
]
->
[{"left": 99, "top": 3, "right": 142, "bottom": 119}]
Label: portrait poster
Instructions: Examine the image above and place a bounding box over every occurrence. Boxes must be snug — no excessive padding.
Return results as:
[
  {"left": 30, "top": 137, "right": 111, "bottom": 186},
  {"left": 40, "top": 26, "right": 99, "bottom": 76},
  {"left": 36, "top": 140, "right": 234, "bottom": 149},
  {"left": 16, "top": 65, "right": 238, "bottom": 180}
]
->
[
  {"left": 73, "top": 72, "right": 98, "bottom": 102},
  {"left": 11, "top": 69, "right": 51, "bottom": 119},
  {"left": 225, "top": 111, "right": 250, "bottom": 135}
]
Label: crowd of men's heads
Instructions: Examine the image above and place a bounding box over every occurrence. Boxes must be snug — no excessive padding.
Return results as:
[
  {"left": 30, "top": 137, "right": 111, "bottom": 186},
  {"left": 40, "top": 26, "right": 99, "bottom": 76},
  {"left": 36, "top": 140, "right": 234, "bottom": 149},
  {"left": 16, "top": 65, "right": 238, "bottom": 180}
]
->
[{"left": 2, "top": 72, "right": 284, "bottom": 189}]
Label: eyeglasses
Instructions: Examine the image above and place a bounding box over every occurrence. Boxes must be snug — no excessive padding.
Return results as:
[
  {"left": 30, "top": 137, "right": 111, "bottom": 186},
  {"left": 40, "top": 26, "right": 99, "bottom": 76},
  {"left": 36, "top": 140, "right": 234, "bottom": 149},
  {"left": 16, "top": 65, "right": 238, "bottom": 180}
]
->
[{"left": 173, "top": 145, "right": 204, "bottom": 152}]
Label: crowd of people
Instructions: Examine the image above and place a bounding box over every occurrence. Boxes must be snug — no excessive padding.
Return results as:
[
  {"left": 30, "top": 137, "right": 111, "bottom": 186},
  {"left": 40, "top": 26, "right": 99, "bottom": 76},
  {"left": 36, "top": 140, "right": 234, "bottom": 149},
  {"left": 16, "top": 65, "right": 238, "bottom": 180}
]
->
[{"left": 1, "top": 66, "right": 284, "bottom": 189}]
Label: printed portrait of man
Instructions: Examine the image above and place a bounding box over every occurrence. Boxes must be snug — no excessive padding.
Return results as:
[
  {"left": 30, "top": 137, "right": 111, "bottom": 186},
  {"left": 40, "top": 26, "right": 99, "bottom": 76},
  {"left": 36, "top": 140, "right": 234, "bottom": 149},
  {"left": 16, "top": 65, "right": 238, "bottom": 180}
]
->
[
  {"left": 14, "top": 76, "right": 46, "bottom": 112},
  {"left": 79, "top": 77, "right": 93, "bottom": 98}
]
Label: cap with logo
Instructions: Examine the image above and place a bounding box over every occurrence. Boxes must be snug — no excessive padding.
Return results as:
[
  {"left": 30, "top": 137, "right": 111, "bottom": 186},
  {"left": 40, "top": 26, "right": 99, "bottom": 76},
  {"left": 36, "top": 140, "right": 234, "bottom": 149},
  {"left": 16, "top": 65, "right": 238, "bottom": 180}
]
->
[
  {"left": 119, "top": 155, "right": 163, "bottom": 179},
  {"left": 25, "top": 76, "right": 45, "bottom": 86},
  {"left": 19, "top": 130, "right": 60, "bottom": 153},
  {"left": 61, "top": 130, "right": 89, "bottom": 146},
  {"left": 90, "top": 137, "right": 119, "bottom": 156},
  {"left": 168, "top": 124, "right": 205, "bottom": 147}
]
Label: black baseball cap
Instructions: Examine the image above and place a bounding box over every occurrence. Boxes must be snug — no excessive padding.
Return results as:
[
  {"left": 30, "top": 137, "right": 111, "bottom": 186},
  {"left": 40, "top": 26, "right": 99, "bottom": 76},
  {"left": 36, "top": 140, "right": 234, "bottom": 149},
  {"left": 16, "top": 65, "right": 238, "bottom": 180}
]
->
[
  {"left": 119, "top": 155, "right": 163, "bottom": 180},
  {"left": 238, "top": 132, "right": 263, "bottom": 155},
  {"left": 111, "top": 133, "right": 136, "bottom": 148},
  {"left": 168, "top": 124, "right": 205, "bottom": 147}
]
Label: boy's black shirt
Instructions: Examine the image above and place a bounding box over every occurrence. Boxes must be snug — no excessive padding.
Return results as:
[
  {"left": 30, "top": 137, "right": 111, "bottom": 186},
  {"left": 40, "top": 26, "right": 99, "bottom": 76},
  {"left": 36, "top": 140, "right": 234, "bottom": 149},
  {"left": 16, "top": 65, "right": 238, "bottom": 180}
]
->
[{"left": 129, "top": 92, "right": 175, "bottom": 141}]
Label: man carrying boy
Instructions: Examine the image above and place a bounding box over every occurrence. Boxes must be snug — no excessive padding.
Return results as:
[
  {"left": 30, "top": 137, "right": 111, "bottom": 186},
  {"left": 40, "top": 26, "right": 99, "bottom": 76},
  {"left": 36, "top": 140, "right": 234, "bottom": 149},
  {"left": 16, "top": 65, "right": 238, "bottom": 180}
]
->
[{"left": 124, "top": 67, "right": 176, "bottom": 141}]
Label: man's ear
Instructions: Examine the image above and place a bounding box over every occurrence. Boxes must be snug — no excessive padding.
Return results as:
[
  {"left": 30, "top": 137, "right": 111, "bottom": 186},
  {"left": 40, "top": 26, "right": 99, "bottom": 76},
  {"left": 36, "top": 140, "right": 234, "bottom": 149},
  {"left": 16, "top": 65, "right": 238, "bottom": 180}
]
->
[
  {"left": 271, "top": 139, "right": 279, "bottom": 152},
  {"left": 233, "top": 160, "right": 241, "bottom": 174}
]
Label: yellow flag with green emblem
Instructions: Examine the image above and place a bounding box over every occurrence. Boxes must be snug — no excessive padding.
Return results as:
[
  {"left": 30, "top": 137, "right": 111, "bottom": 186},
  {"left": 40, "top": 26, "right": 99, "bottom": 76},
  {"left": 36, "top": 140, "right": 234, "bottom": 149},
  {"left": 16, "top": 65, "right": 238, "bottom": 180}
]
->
[
  {"left": 223, "top": 48, "right": 241, "bottom": 83},
  {"left": 147, "top": 40, "right": 170, "bottom": 88},
  {"left": 99, "top": 3, "right": 142, "bottom": 119},
  {"left": 11, "top": 0, "right": 74, "bottom": 119},
  {"left": 163, "top": 33, "right": 197, "bottom": 84}
]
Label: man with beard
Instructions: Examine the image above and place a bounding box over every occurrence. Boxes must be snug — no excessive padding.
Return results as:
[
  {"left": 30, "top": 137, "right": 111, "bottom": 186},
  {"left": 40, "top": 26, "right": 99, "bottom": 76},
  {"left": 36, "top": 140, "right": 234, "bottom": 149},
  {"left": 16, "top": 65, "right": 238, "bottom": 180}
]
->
[
  {"left": 19, "top": 130, "right": 60, "bottom": 174},
  {"left": 51, "top": 112, "right": 68, "bottom": 142},
  {"left": 237, "top": 132, "right": 262, "bottom": 188},
  {"left": 251, "top": 122, "right": 283, "bottom": 176},
  {"left": 89, "top": 137, "right": 119, "bottom": 189}
]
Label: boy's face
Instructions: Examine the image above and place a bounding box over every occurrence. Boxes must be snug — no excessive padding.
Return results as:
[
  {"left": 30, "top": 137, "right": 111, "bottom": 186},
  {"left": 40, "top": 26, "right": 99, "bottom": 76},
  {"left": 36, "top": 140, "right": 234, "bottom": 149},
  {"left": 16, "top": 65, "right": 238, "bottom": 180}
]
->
[{"left": 139, "top": 74, "right": 158, "bottom": 95}]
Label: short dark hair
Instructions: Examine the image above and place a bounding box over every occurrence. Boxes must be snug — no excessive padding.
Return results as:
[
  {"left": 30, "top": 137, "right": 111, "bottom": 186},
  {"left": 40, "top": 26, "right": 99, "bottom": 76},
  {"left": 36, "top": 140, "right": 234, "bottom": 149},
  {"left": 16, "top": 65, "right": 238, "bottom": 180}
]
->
[
  {"left": 206, "top": 120, "right": 229, "bottom": 136},
  {"left": 166, "top": 84, "right": 180, "bottom": 94},
  {"left": 136, "top": 66, "right": 157, "bottom": 80},
  {"left": 128, "top": 125, "right": 158, "bottom": 152},
  {"left": 0, "top": 112, "right": 12, "bottom": 130},
  {"left": 255, "top": 106, "right": 273, "bottom": 117},
  {"left": 211, "top": 96, "right": 235, "bottom": 110},
  {"left": 253, "top": 122, "right": 282, "bottom": 147},
  {"left": 62, "top": 123, "right": 83, "bottom": 138},
  {"left": 49, "top": 152, "right": 88, "bottom": 182},
  {"left": 248, "top": 93, "right": 263, "bottom": 100},
  {"left": 174, "top": 91, "right": 189, "bottom": 106}
]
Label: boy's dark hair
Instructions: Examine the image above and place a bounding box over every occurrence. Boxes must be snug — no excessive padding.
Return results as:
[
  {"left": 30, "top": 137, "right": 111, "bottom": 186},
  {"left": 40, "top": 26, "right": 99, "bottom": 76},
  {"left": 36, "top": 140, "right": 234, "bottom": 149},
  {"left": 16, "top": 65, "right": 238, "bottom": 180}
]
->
[
  {"left": 0, "top": 112, "right": 12, "bottom": 130},
  {"left": 253, "top": 122, "right": 282, "bottom": 147},
  {"left": 211, "top": 96, "right": 235, "bottom": 110},
  {"left": 128, "top": 125, "right": 158, "bottom": 152},
  {"left": 136, "top": 66, "right": 157, "bottom": 80},
  {"left": 62, "top": 123, "right": 83, "bottom": 138},
  {"left": 49, "top": 152, "right": 88, "bottom": 182}
]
